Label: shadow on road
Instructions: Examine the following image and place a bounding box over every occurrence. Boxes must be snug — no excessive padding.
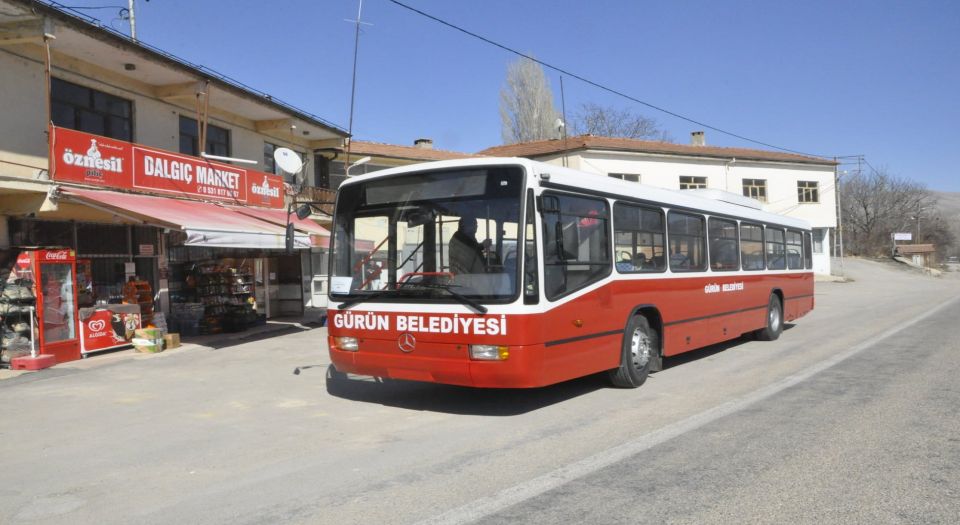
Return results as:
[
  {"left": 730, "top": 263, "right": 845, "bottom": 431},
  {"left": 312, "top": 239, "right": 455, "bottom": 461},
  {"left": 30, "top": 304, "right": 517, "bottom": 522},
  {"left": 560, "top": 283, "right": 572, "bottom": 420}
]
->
[
  {"left": 191, "top": 323, "right": 321, "bottom": 351},
  {"left": 323, "top": 365, "right": 606, "bottom": 416},
  {"left": 662, "top": 323, "right": 796, "bottom": 370},
  {"left": 318, "top": 323, "right": 797, "bottom": 415}
]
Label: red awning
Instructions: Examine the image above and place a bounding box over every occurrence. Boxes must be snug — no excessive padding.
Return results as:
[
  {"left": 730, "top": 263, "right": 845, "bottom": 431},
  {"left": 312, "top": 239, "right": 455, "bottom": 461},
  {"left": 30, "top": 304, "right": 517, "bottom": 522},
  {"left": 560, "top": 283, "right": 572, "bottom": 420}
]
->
[
  {"left": 228, "top": 206, "right": 329, "bottom": 236},
  {"left": 227, "top": 206, "right": 331, "bottom": 249},
  {"left": 62, "top": 188, "right": 310, "bottom": 249}
]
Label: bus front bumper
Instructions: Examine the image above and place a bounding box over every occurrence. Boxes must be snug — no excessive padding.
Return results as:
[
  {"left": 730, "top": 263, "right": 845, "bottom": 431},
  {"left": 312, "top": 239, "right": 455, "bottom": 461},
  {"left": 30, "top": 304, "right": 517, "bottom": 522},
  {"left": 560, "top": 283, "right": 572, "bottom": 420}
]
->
[{"left": 328, "top": 337, "right": 548, "bottom": 388}]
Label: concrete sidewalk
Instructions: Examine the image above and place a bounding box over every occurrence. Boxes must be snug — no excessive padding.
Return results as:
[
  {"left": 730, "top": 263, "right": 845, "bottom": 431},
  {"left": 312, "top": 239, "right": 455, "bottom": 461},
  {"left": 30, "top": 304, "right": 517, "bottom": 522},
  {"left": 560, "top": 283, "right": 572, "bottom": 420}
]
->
[{"left": 0, "top": 314, "right": 324, "bottom": 381}]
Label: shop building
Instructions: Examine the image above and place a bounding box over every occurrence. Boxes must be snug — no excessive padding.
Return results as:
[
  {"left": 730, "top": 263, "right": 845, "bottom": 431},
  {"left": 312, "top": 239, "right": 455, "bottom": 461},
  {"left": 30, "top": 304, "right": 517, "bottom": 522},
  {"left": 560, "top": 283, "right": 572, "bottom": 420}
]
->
[{"left": 0, "top": 0, "right": 347, "bottom": 364}]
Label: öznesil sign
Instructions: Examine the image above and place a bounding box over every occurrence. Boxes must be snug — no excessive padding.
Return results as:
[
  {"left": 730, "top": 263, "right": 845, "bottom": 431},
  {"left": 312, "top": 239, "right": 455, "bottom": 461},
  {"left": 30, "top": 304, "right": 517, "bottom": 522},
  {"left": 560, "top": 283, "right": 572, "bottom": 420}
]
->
[{"left": 50, "top": 126, "right": 284, "bottom": 209}]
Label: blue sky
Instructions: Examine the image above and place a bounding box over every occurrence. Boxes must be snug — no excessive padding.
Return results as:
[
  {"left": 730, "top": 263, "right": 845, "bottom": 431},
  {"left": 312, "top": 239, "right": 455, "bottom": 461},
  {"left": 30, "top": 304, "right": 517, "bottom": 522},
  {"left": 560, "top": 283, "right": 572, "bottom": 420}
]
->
[{"left": 60, "top": 0, "right": 960, "bottom": 191}]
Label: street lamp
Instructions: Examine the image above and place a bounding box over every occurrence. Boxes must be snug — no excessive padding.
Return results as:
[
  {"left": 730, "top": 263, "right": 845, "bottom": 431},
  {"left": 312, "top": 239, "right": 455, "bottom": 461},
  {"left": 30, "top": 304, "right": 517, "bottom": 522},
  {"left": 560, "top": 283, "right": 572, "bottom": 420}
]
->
[{"left": 345, "top": 156, "right": 371, "bottom": 177}]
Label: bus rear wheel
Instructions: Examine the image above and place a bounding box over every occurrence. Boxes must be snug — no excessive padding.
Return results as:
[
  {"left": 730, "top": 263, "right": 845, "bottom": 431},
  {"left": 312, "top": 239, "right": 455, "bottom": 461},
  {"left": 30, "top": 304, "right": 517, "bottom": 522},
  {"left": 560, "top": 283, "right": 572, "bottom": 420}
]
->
[
  {"left": 754, "top": 294, "right": 783, "bottom": 341},
  {"left": 608, "top": 316, "right": 658, "bottom": 388}
]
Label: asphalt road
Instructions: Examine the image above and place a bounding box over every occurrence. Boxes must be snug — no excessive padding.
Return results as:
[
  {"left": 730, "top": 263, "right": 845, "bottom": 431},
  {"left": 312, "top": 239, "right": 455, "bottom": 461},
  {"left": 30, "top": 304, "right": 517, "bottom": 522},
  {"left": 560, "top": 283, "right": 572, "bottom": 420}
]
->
[{"left": 1, "top": 259, "right": 959, "bottom": 525}]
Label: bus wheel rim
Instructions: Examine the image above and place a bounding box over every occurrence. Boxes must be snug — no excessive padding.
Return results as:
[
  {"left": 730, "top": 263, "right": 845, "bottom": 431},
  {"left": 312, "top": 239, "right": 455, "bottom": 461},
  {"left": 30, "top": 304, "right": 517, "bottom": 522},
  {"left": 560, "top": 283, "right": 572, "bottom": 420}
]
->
[
  {"left": 770, "top": 304, "right": 781, "bottom": 331},
  {"left": 631, "top": 328, "right": 650, "bottom": 370}
]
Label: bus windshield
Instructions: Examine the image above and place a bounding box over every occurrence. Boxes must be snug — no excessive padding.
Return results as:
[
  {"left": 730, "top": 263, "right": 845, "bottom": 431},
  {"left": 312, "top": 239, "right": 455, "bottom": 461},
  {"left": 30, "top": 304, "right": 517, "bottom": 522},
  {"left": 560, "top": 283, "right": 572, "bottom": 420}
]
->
[{"left": 330, "top": 166, "right": 525, "bottom": 305}]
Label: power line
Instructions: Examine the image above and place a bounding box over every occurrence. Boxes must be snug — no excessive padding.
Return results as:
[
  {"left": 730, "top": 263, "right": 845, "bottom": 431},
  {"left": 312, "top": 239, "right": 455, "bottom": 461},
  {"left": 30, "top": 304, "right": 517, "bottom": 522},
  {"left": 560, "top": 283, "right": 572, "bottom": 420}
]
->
[{"left": 386, "top": 0, "right": 832, "bottom": 159}]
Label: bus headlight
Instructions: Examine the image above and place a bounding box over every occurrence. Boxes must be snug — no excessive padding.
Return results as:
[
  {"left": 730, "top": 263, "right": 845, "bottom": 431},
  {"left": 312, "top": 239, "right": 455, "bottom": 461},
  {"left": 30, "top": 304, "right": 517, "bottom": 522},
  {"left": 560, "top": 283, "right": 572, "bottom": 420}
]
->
[
  {"left": 469, "top": 344, "right": 510, "bottom": 360},
  {"left": 334, "top": 336, "right": 359, "bottom": 352}
]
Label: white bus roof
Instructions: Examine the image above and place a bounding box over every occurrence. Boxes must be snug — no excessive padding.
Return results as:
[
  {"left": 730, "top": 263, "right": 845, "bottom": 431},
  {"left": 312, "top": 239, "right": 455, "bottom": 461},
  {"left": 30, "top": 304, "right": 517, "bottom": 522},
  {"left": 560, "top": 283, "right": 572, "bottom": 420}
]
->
[{"left": 339, "top": 157, "right": 812, "bottom": 230}]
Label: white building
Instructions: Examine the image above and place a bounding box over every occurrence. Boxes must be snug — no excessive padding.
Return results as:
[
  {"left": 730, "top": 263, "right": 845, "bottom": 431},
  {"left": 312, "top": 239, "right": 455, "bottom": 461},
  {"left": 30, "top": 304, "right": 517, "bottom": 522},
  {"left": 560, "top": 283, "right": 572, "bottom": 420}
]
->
[{"left": 480, "top": 133, "right": 838, "bottom": 275}]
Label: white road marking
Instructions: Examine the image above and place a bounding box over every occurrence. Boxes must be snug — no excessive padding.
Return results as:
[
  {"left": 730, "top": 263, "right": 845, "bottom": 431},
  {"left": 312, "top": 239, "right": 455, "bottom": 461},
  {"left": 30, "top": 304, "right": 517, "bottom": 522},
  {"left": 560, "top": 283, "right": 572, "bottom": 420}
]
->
[{"left": 418, "top": 295, "right": 960, "bottom": 525}]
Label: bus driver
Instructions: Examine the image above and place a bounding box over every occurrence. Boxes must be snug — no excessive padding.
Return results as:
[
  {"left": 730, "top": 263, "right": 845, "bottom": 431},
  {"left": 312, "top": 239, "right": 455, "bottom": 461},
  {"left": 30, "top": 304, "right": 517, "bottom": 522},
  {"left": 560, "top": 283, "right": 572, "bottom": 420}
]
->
[{"left": 449, "top": 216, "right": 492, "bottom": 274}]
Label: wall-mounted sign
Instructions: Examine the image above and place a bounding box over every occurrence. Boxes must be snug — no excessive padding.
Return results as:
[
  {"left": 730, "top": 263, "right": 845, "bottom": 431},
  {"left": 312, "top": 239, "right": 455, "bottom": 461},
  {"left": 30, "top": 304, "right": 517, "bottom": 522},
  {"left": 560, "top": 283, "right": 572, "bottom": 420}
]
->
[
  {"left": 892, "top": 232, "right": 913, "bottom": 241},
  {"left": 138, "top": 244, "right": 155, "bottom": 256},
  {"left": 50, "top": 126, "right": 285, "bottom": 209}
]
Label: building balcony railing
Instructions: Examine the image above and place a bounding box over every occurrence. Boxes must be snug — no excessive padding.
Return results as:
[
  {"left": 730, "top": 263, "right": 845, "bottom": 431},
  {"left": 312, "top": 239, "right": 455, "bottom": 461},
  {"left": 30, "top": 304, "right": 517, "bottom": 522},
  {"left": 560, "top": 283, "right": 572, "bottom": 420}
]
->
[{"left": 291, "top": 185, "right": 336, "bottom": 218}]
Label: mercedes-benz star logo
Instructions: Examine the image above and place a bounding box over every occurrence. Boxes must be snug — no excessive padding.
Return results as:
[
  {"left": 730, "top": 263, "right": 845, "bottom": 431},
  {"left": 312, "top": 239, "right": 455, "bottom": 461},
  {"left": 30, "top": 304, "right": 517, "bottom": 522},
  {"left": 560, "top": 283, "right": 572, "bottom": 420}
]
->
[{"left": 397, "top": 333, "right": 416, "bottom": 353}]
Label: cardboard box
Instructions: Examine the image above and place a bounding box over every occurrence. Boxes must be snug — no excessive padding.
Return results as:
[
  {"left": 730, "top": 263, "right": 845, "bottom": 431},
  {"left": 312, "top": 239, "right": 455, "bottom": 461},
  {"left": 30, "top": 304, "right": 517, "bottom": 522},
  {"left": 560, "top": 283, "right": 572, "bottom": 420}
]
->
[
  {"left": 134, "top": 328, "right": 161, "bottom": 340},
  {"left": 163, "top": 333, "right": 180, "bottom": 349}
]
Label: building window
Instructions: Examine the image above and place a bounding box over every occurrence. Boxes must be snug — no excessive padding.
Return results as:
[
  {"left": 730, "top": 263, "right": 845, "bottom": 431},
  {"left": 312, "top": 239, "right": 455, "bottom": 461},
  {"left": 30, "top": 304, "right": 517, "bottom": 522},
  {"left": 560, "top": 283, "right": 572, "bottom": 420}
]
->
[
  {"left": 742, "top": 179, "right": 767, "bottom": 202},
  {"left": 798, "top": 181, "right": 819, "bottom": 203},
  {"left": 263, "top": 142, "right": 279, "bottom": 174},
  {"left": 609, "top": 173, "right": 640, "bottom": 183},
  {"left": 812, "top": 228, "right": 825, "bottom": 253},
  {"left": 314, "top": 155, "right": 331, "bottom": 188},
  {"left": 51, "top": 78, "right": 132, "bottom": 141},
  {"left": 179, "top": 115, "right": 230, "bottom": 157},
  {"left": 679, "top": 176, "right": 707, "bottom": 190}
]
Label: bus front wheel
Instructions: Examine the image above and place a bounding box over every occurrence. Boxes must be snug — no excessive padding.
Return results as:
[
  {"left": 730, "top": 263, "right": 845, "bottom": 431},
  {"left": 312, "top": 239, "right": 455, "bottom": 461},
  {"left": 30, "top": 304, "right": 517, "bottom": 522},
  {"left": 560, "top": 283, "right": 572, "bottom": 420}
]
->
[
  {"left": 608, "top": 316, "right": 658, "bottom": 388},
  {"left": 754, "top": 294, "right": 783, "bottom": 341}
]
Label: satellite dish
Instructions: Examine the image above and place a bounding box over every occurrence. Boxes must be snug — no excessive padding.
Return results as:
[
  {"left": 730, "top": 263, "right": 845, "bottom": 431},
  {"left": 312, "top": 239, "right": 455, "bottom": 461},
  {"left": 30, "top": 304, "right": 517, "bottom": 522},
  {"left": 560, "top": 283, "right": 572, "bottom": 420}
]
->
[{"left": 274, "top": 147, "right": 303, "bottom": 175}]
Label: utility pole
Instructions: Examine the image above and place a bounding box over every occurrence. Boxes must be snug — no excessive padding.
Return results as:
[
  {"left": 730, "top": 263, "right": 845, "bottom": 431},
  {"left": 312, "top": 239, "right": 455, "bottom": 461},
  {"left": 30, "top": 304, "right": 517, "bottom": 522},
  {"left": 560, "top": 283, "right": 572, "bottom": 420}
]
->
[
  {"left": 834, "top": 157, "right": 844, "bottom": 276},
  {"left": 344, "top": 0, "right": 368, "bottom": 180},
  {"left": 916, "top": 201, "right": 923, "bottom": 242}
]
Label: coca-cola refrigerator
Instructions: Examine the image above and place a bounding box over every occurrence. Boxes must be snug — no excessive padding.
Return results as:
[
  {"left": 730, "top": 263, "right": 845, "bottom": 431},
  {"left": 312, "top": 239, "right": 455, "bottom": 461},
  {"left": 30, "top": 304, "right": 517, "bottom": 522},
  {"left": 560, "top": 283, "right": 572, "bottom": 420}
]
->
[{"left": 24, "top": 249, "right": 80, "bottom": 364}]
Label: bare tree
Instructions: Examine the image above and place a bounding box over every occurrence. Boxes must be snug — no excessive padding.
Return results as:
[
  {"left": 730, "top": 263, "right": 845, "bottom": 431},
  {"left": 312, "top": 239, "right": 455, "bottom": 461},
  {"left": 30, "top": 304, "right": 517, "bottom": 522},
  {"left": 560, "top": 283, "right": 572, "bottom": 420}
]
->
[
  {"left": 841, "top": 167, "right": 954, "bottom": 256},
  {"left": 569, "top": 103, "right": 671, "bottom": 141},
  {"left": 499, "top": 57, "right": 560, "bottom": 144}
]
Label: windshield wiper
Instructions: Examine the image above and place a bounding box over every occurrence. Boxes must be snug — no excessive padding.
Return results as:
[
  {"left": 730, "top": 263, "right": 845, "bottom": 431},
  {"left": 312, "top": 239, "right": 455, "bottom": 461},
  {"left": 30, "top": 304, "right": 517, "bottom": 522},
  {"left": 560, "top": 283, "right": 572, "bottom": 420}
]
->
[
  {"left": 401, "top": 282, "right": 488, "bottom": 315},
  {"left": 338, "top": 283, "right": 488, "bottom": 315},
  {"left": 337, "top": 289, "right": 397, "bottom": 311}
]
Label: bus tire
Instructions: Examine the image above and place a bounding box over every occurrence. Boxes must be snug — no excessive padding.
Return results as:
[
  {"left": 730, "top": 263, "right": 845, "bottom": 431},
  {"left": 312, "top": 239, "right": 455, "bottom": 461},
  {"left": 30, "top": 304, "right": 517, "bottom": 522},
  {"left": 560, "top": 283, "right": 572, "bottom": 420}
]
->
[
  {"left": 608, "top": 316, "right": 657, "bottom": 388},
  {"left": 754, "top": 294, "right": 783, "bottom": 341}
]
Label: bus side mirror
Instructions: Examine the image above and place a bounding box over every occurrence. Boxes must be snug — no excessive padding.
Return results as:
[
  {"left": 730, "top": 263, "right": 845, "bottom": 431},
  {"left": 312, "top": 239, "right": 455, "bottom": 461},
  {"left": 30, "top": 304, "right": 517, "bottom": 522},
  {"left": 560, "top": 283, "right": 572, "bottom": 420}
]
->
[{"left": 296, "top": 204, "right": 312, "bottom": 220}]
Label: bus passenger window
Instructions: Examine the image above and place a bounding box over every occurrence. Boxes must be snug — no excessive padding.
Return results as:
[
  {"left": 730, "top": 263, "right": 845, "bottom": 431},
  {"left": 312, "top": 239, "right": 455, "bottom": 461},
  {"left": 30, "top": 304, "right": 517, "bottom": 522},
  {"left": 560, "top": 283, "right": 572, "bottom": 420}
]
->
[
  {"left": 667, "top": 212, "right": 706, "bottom": 272},
  {"left": 786, "top": 230, "right": 804, "bottom": 269},
  {"left": 740, "top": 223, "right": 765, "bottom": 270},
  {"left": 613, "top": 202, "right": 665, "bottom": 273},
  {"left": 765, "top": 227, "right": 786, "bottom": 270},
  {"left": 541, "top": 193, "right": 611, "bottom": 300},
  {"left": 708, "top": 218, "right": 739, "bottom": 271},
  {"left": 803, "top": 231, "right": 813, "bottom": 269}
]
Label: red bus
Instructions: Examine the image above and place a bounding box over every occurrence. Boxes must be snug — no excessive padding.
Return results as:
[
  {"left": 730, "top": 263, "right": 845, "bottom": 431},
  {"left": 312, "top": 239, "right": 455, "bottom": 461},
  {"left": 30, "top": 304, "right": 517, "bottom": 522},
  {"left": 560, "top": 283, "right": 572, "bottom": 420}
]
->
[{"left": 326, "top": 158, "right": 814, "bottom": 388}]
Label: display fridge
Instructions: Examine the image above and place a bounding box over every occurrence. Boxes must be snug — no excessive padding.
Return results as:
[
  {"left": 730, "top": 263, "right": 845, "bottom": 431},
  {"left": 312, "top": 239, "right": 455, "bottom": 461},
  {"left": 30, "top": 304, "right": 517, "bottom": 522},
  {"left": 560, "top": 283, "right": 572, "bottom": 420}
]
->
[{"left": 27, "top": 249, "right": 81, "bottom": 364}]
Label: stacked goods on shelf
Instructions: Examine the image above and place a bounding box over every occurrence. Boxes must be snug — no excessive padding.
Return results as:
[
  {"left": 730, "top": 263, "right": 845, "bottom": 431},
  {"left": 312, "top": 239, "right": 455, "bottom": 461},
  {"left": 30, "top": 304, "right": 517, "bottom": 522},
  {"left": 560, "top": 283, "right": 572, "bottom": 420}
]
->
[
  {"left": 123, "top": 280, "right": 154, "bottom": 325},
  {"left": 192, "top": 264, "right": 256, "bottom": 334},
  {"left": 0, "top": 278, "right": 36, "bottom": 364},
  {"left": 170, "top": 303, "right": 203, "bottom": 336}
]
